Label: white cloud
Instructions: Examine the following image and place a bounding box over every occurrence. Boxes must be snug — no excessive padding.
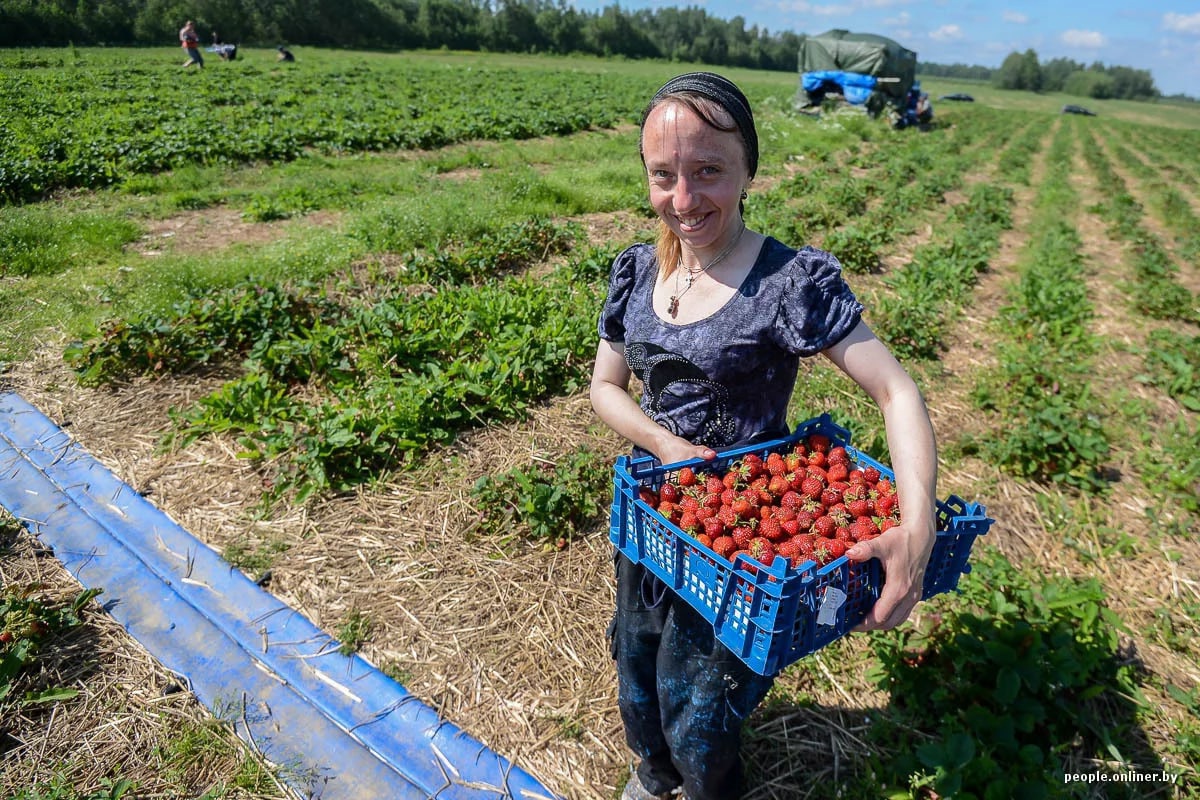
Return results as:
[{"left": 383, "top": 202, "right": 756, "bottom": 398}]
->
[
  {"left": 1163, "top": 12, "right": 1200, "bottom": 34},
  {"left": 1002, "top": 11, "right": 1028, "bottom": 24},
  {"left": 929, "top": 24, "right": 964, "bottom": 42},
  {"left": 884, "top": 11, "right": 911, "bottom": 26},
  {"left": 1061, "top": 29, "right": 1106, "bottom": 48}
]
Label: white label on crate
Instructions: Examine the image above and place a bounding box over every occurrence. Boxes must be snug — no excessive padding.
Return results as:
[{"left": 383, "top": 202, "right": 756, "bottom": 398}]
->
[{"left": 817, "top": 587, "right": 847, "bottom": 626}]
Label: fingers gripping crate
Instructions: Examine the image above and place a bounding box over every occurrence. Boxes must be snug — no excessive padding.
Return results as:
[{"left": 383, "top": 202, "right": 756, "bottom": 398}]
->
[{"left": 608, "top": 413, "right": 992, "bottom": 676}]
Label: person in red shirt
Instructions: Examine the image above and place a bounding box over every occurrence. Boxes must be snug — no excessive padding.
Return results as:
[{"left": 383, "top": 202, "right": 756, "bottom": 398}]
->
[{"left": 179, "top": 21, "right": 203, "bottom": 70}]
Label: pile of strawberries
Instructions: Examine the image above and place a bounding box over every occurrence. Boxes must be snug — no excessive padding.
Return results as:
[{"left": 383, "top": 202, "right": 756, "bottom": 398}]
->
[{"left": 637, "top": 432, "right": 901, "bottom": 570}]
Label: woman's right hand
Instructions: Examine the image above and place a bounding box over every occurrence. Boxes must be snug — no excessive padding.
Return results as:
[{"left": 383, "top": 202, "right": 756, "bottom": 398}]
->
[{"left": 653, "top": 435, "right": 717, "bottom": 467}]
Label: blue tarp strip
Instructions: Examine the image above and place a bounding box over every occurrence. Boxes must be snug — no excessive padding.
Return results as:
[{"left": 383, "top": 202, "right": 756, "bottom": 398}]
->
[{"left": 0, "top": 391, "right": 561, "bottom": 800}]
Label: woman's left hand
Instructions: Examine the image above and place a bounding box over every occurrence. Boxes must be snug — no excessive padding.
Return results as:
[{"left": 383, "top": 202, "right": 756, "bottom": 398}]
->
[{"left": 844, "top": 519, "right": 936, "bottom": 631}]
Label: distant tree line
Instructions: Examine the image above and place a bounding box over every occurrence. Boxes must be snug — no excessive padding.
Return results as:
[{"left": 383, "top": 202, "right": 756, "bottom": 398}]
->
[
  {"left": 923, "top": 50, "right": 1162, "bottom": 101},
  {"left": 0, "top": 0, "right": 806, "bottom": 71}
]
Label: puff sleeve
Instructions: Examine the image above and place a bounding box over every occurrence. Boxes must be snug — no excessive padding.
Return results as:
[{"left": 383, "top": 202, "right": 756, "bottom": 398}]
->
[
  {"left": 597, "top": 244, "right": 643, "bottom": 343},
  {"left": 770, "top": 246, "right": 864, "bottom": 356}
]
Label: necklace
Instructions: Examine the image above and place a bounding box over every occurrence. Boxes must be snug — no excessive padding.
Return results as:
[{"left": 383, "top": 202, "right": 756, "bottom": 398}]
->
[{"left": 668, "top": 223, "right": 746, "bottom": 318}]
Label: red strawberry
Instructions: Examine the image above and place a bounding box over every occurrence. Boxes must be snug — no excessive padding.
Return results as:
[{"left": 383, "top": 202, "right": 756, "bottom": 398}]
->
[
  {"left": 639, "top": 487, "right": 658, "bottom": 507},
  {"left": 696, "top": 532, "right": 713, "bottom": 548},
  {"left": 775, "top": 537, "right": 800, "bottom": 561},
  {"left": 768, "top": 475, "right": 791, "bottom": 497},
  {"left": 875, "top": 492, "right": 898, "bottom": 518},
  {"left": 731, "top": 525, "right": 755, "bottom": 550},
  {"left": 678, "top": 467, "right": 698, "bottom": 487},
  {"left": 723, "top": 470, "right": 741, "bottom": 490},
  {"left": 703, "top": 517, "right": 726, "bottom": 539},
  {"left": 820, "top": 486, "right": 843, "bottom": 507},
  {"left": 862, "top": 466, "right": 881, "bottom": 485},
  {"left": 712, "top": 535, "right": 736, "bottom": 558},
  {"left": 747, "top": 537, "right": 775, "bottom": 566},
  {"left": 807, "top": 450, "right": 827, "bottom": 468},
  {"left": 743, "top": 454, "right": 765, "bottom": 479},
  {"left": 758, "top": 518, "right": 786, "bottom": 542},
  {"left": 781, "top": 518, "right": 800, "bottom": 537},
  {"left": 706, "top": 475, "right": 725, "bottom": 495},
  {"left": 847, "top": 497, "right": 871, "bottom": 518},
  {"left": 812, "top": 515, "right": 836, "bottom": 538},
  {"left": 679, "top": 511, "right": 699, "bottom": 533},
  {"left": 784, "top": 451, "right": 805, "bottom": 473},
  {"left": 780, "top": 490, "right": 803, "bottom": 509},
  {"left": 878, "top": 518, "right": 898, "bottom": 534},
  {"left": 702, "top": 491, "right": 723, "bottom": 510},
  {"left": 825, "top": 539, "right": 847, "bottom": 560},
  {"left": 826, "top": 462, "right": 849, "bottom": 483},
  {"left": 717, "top": 505, "right": 738, "bottom": 529},
  {"left": 827, "top": 446, "right": 850, "bottom": 466},
  {"left": 807, "top": 433, "right": 831, "bottom": 453},
  {"left": 766, "top": 452, "right": 786, "bottom": 476},
  {"left": 794, "top": 509, "right": 816, "bottom": 532},
  {"left": 800, "top": 476, "right": 824, "bottom": 500},
  {"left": 876, "top": 477, "right": 893, "bottom": 494},
  {"left": 659, "top": 483, "right": 681, "bottom": 503}
]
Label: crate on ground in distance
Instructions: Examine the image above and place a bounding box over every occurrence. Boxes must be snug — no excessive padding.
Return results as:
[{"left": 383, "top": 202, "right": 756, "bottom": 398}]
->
[{"left": 608, "top": 413, "right": 992, "bottom": 676}]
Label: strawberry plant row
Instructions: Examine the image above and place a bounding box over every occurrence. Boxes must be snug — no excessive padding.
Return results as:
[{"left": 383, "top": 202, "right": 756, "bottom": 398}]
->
[
  {"left": 1078, "top": 129, "right": 1198, "bottom": 325},
  {"left": 970, "top": 123, "right": 1110, "bottom": 490},
  {"left": 0, "top": 54, "right": 655, "bottom": 203}
]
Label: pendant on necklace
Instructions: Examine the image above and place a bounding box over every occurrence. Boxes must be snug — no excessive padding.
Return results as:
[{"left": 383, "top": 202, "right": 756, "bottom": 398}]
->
[{"left": 667, "top": 296, "right": 679, "bottom": 317}]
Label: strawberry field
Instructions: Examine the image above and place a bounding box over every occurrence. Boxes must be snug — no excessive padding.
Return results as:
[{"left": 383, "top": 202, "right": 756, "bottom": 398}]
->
[{"left": 2, "top": 48, "right": 1199, "bottom": 799}]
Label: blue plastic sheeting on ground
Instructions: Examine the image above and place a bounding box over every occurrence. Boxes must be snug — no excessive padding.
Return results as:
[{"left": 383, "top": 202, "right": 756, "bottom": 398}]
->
[
  {"left": 0, "top": 391, "right": 562, "bottom": 800},
  {"left": 801, "top": 70, "right": 878, "bottom": 105}
]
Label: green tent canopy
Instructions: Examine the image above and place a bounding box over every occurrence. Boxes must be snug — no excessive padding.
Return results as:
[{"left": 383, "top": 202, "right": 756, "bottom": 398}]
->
[{"left": 796, "top": 29, "right": 918, "bottom": 111}]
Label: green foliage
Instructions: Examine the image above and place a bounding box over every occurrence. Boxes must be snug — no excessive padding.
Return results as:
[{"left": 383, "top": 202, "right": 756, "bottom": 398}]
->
[
  {"left": 0, "top": 206, "right": 140, "bottom": 278},
  {"left": 1, "top": 584, "right": 103, "bottom": 706},
  {"left": 337, "top": 609, "right": 372, "bottom": 656},
  {"left": 63, "top": 282, "right": 341, "bottom": 386},
  {"left": 471, "top": 447, "right": 611, "bottom": 546},
  {"left": 9, "top": 777, "right": 134, "bottom": 800},
  {"left": 870, "top": 549, "right": 1146, "bottom": 799},
  {"left": 1141, "top": 329, "right": 1200, "bottom": 411}
]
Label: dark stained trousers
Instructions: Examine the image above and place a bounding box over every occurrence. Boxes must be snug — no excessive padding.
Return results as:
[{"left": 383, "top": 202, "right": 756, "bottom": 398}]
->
[{"left": 610, "top": 554, "right": 775, "bottom": 800}]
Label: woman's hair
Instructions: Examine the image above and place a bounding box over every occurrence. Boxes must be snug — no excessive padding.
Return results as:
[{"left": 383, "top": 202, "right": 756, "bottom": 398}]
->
[{"left": 639, "top": 74, "right": 757, "bottom": 278}]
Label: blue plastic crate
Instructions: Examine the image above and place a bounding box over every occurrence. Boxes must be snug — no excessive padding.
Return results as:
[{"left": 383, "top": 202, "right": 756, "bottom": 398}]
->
[{"left": 608, "top": 413, "right": 992, "bottom": 676}]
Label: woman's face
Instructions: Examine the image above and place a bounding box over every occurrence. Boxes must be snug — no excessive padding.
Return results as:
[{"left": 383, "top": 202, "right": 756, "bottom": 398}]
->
[{"left": 641, "top": 100, "right": 750, "bottom": 255}]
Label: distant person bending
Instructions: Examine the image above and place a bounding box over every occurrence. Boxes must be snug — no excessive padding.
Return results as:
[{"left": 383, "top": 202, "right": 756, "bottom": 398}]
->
[
  {"left": 276, "top": 46, "right": 295, "bottom": 63},
  {"left": 180, "top": 20, "right": 203, "bottom": 69}
]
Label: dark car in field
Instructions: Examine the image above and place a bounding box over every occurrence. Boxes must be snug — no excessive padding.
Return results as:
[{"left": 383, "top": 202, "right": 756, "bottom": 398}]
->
[
  {"left": 1062, "top": 104, "right": 1097, "bottom": 116},
  {"left": 939, "top": 93, "right": 975, "bottom": 102}
]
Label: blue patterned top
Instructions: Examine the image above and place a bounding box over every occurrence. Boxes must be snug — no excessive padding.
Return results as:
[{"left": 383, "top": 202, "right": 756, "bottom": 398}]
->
[{"left": 598, "top": 237, "right": 863, "bottom": 450}]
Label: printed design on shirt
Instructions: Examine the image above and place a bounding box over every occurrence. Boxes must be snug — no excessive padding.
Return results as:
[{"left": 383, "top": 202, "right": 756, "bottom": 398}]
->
[{"left": 625, "top": 342, "right": 736, "bottom": 448}]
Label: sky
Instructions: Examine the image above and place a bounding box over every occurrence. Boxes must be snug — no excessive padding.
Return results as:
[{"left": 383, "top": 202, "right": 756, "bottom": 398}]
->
[{"left": 569, "top": 0, "right": 1200, "bottom": 98}]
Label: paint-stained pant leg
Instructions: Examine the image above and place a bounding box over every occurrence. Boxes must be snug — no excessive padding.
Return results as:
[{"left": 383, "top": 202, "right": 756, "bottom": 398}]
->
[{"left": 612, "top": 555, "right": 775, "bottom": 800}]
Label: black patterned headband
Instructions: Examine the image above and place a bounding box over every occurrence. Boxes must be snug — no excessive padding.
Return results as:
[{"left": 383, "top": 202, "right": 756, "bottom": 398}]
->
[{"left": 644, "top": 72, "right": 758, "bottom": 178}]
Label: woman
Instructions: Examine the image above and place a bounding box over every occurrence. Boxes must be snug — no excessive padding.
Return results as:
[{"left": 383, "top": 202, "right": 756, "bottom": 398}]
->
[{"left": 590, "top": 72, "right": 938, "bottom": 800}]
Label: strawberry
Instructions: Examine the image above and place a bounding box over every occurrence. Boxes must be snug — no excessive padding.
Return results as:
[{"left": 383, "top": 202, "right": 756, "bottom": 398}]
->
[
  {"left": 758, "top": 518, "right": 786, "bottom": 542},
  {"left": 847, "top": 497, "right": 871, "bottom": 518},
  {"left": 820, "top": 485, "right": 843, "bottom": 507},
  {"left": 851, "top": 517, "right": 879, "bottom": 540},
  {"left": 781, "top": 518, "right": 800, "bottom": 537},
  {"left": 731, "top": 525, "right": 755, "bottom": 550},
  {"left": 862, "top": 466, "right": 881, "bottom": 485},
  {"left": 807, "top": 450, "right": 827, "bottom": 468},
  {"left": 775, "top": 537, "right": 800, "bottom": 561},
  {"left": 638, "top": 487, "right": 658, "bottom": 507},
  {"left": 696, "top": 532, "right": 713, "bottom": 548},
  {"left": 812, "top": 515, "right": 836, "bottom": 538},
  {"left": 807, "top": 433, "right": 831, "bottom": 454},
  {"left": 766, "top": 452, "right": 787, "bottom": 476},
  {"left": 793, "top": 509, "right": 816, "bottom": 531},
  {"left": 878, "top": 518, "right": 898, "bottom": 534},
  {"left": 825, "top": 539, "right": 847, "bottom": 560},
  {"left": 826, "top": 462, "right": 849, "bottom": 483},
  {"left": 703, "top": 517, "right": 727, "bottom": 539},
  {"left": 827, "top": 446, "right": 850, "bottom": 466},
  {"left": 702, "top": 491, "right": 723, "bottom": 510},
  {"left": 747, "top": 537, "right": 775, "bottom": 566},
  {"left": 876, "top": 477, "right": 893, "bottom": 494},
  {"left": 742, "top": 453, "right": 765, "bottom": 480},
  {"left": 799, "top": 476, "right": 824, "bottom": 501},
  {"left": 678, "top": 467, "right": 698, "bottom": 486},
  {"left": 679, "top": 495, "right": 700, "bottom": 512},
  {"left": 717, "top": 505, "right": 739, "bottom": 529},
  {"left": 679, "top": 511, "right": 699, "bottom": 533},
  {"left": 706, "top": 474, "right": 725, "bottom": 495},
  {"left": 875, "top": 492, "right": 898, "bottom": 518},
  {"left": 780, "top": 490, "right": 803, "bottom": 509},
  {"left": 659, "top": 482, "right": 681, "bottom": 503},
  {"left": 784, "top": 451, "right": 805, "bottom": 473},
  {"left": 712, "top": 535, "right": 736, "bottom": 558},
  {"left": 768, "top": 475, "right": 791, "bottom": 497},
  {"left": 731, "top": 496, "right": 754, "bottom": 520}
]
